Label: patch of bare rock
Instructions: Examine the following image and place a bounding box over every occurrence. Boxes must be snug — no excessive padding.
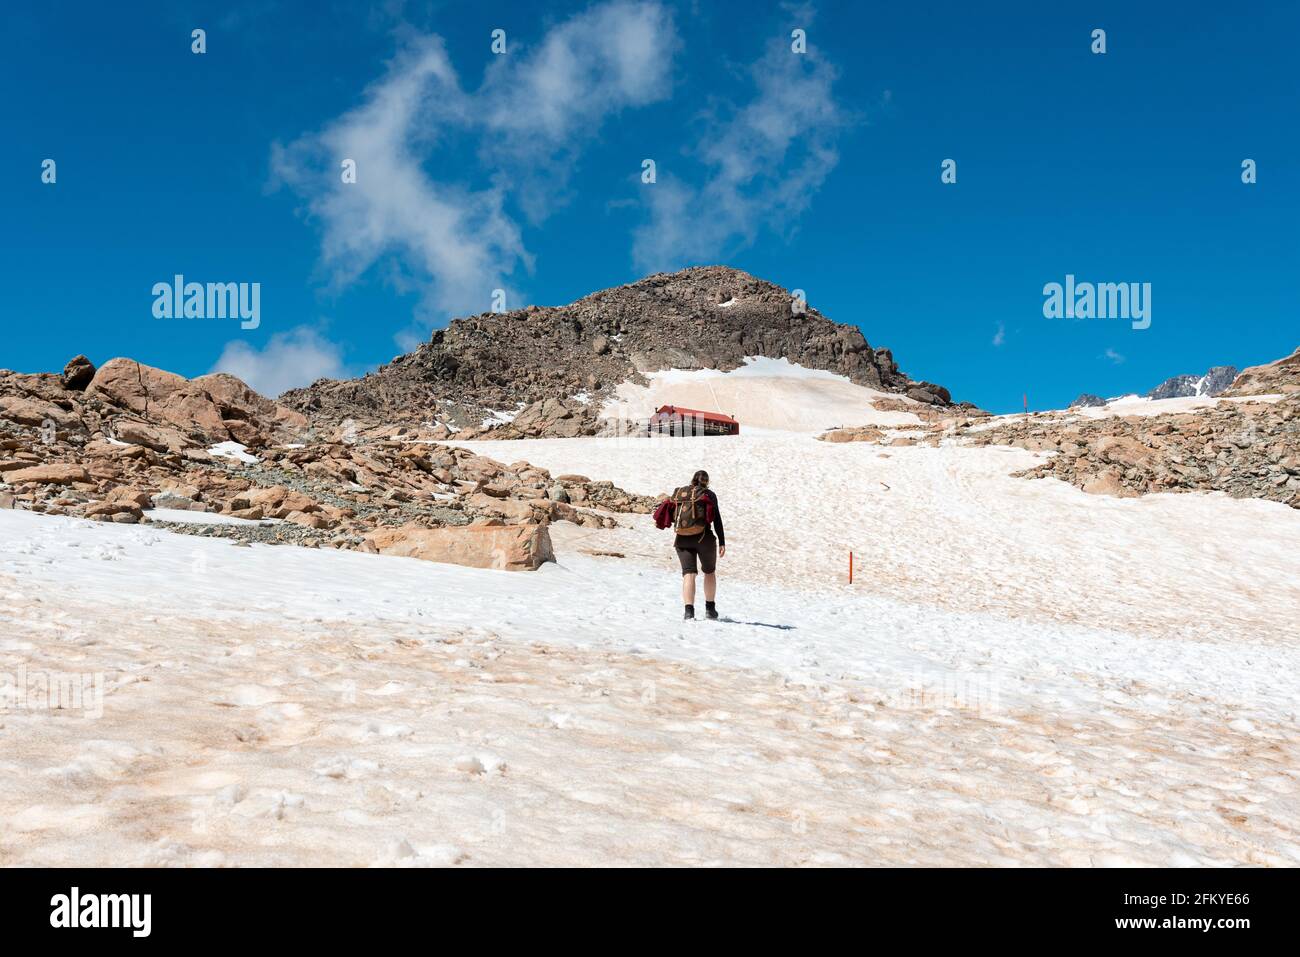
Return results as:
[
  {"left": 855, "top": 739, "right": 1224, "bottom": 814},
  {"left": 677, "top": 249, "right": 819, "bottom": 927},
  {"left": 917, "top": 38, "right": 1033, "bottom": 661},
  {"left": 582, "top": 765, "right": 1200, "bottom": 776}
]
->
[
  {"left": 818, "top": 400, "right": 991, "bottom": 447},
  {"left": 966, "top": 353, "right": 1300, "bottom": 507}
]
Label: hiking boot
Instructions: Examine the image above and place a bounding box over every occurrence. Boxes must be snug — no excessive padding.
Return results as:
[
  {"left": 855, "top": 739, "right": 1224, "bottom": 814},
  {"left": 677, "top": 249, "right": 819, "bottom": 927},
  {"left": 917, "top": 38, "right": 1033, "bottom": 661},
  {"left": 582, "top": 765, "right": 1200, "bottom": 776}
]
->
[
  {"left": 705, "top": 601, "right": 719, "bottom": 620},
  {"left": 683, "top": 605, "right": 695, "bottom": 620}
]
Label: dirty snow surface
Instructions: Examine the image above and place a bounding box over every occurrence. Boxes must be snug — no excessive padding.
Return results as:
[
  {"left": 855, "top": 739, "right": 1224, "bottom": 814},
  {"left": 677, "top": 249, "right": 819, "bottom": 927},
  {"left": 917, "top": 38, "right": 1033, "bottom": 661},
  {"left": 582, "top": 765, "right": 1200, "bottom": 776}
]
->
[{"left": 2, "top": 426, "right": 1298, "bottom": 866}]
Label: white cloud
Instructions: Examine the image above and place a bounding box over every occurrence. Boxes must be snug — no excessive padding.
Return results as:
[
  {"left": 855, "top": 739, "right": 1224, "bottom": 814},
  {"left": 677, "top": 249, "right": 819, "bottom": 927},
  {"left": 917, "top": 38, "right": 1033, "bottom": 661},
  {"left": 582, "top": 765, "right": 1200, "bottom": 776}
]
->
[
  {"left": 480, "top": 1, "right": 678, "bottom": 223},
  {"left": 272, "top": 2, "right": 678, "bottom": 335},
  {"left": 1104, "top": 347, "right": 1126, "bottom": 365},
  {"left": 632, "top": 23, "right": 848, "bottom": 272},
  {"left": 271, "top": 36, "right": 524, "bottom": 324},
  {"left": 211, "top": 327, "right": 350, "bottom": 397},
  {"left": 992, "top": 323, "right": 1006, "bottom": 347},
  {"left": 482, "top": 1, "right": 676, "bottom": 145}
]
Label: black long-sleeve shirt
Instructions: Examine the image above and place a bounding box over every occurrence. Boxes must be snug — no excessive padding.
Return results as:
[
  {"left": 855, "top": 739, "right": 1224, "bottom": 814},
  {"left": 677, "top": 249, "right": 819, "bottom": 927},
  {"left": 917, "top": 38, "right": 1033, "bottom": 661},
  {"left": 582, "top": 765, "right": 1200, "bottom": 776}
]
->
[{"left": 674, "top": 488, "right": 724, "bottom": 548}]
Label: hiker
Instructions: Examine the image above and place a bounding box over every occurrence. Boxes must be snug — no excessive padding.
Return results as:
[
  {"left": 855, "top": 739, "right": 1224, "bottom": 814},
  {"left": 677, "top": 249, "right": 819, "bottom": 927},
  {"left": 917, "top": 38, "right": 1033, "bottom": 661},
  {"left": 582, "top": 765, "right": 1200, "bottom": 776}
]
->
[{"left": 654, "top": 469, "right": 726, "bottom": 620}]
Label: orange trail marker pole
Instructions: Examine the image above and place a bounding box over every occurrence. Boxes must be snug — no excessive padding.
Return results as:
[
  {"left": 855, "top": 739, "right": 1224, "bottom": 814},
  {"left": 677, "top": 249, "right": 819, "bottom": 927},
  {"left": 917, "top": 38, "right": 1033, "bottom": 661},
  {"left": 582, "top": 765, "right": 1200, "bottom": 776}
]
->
[{"left": 849, "top": 551, "right": 853, "bottom": 585}]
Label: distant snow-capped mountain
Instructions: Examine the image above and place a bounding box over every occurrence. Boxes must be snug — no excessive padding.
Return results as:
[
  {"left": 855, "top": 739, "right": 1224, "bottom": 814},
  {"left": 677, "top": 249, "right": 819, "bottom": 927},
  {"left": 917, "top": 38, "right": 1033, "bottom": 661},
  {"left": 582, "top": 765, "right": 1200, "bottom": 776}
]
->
[{"left": 1068, "top": 364, "right": 1238, "bottom": 409}]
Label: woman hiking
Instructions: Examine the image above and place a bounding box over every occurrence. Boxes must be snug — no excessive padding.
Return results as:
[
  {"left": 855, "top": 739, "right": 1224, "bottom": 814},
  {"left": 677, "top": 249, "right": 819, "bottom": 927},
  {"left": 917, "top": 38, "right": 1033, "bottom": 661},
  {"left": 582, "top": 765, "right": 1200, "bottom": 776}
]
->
[{"left": 667, "top": 469, "right": 726, "bottom": 620}]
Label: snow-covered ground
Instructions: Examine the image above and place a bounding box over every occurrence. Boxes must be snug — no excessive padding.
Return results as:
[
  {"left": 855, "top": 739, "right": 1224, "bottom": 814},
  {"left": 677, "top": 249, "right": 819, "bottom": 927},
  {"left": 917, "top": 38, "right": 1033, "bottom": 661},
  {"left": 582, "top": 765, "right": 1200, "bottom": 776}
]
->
[
  {"left": 2, "top": 390, "right": 1298, "bottom": 865},
  {"left": 2, "top": 498, "right": 1296, "bottom": 866},
  {"left": 463, "top": 431, "right": 1298, "bottom": 646}
]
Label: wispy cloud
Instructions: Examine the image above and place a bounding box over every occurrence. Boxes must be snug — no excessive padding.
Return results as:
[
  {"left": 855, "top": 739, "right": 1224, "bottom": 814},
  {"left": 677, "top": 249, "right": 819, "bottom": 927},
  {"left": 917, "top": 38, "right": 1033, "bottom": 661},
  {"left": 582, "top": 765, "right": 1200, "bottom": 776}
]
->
[
  {"left": 211, "top": 327, "right": 352, "bottom": 397},
  {"left": 480, "top": 0, "right": 678, "bottom": 220},
  {"left": 483, "top": 2, "right": 675, "bottom": 141},
  {"left": 992, "top": 323, "right": 1006, "bottom": 347},
  {"left": 270, "top": 36, "right": 526, "bottom": 325},
  {"left": 1104, "top": 347, "right": 1126, "bottom": 365},
  {"left": 271, "top": 2, "right": 678, "bottom": 338},
  {"left": 632, "top": 18, "right": 849, "bottom": 272}
]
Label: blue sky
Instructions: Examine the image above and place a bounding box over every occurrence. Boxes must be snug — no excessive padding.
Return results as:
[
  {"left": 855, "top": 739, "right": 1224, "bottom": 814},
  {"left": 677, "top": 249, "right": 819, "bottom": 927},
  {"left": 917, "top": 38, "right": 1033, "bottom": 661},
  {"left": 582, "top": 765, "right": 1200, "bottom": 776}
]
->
[{"left": 3, "top": 0, "right": 1296, "bottom": 412}]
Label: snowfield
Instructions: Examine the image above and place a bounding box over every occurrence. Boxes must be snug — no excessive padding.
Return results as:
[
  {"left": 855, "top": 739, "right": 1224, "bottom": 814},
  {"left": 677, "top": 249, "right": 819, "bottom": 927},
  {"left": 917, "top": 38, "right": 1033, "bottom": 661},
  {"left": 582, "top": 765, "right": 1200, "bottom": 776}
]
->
[
  {"left": 464, "top": 431, "right": 1298, "bottom": 647},
  {"left": 602, "top": 356, "right": 925, "bottom": 431},
  {"left": 2, "top": 376, "right": 1298, "bottom": 865}
]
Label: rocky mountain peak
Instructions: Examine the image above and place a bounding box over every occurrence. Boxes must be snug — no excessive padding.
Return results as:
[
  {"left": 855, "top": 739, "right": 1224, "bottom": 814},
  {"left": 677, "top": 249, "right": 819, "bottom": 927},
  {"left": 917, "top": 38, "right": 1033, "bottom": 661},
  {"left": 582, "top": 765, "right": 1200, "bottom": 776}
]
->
[
  {"left": 281, "top": 266, "right": 960, "bottom": 436},
  {"left": 1146, "top": 365, "right": 1238, "bottom": 401}
]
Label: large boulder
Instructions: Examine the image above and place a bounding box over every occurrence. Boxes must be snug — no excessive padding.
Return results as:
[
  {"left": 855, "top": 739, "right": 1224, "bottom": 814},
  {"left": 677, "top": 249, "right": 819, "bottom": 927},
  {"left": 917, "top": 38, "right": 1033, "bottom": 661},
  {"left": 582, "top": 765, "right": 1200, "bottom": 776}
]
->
[
  {"left": 1094, "top": 434, "right": 1157, "bottom": 469},
  {"left": 87, "top": 359, "right": 230, "bottom": 441},
  {"left": 365, "top": 523, "right": 555, "bottom": 571},
  {"left": 905, "top": 381, "right": 952, "bottom": 405},
  {"left": 192, "top": 372, "right": 311, "bottom": 439},
  {"left": 7, "top": 463, "right": 92, "bottom": 485},
  {"left": 112, "top": 420, "right": 191, "bottom": 453},
  {"left": 0, "top": 395, "right": 75, "bottom": 428},
  {"left": 821, "top": 426, "right": 885, "bottom": 443},
  {"left": 466, "top": 492, "right": 536, "bottom": 523},
  {"left": 61, "top": 355, "right": 96, "bottom": 391},
  {"left": 85, "top": 359, "right": 309, "bottom": 446},
  {"left": 244, "top": 484, "right": 321, "bottom": 518}
]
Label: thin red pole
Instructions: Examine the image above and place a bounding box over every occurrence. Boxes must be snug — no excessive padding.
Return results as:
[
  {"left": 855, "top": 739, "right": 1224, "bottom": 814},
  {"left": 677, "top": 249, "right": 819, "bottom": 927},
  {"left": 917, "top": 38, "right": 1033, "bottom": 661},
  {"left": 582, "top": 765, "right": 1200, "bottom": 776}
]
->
[{"left": 849, "top": 551, "right": 853, "bottom": 585}]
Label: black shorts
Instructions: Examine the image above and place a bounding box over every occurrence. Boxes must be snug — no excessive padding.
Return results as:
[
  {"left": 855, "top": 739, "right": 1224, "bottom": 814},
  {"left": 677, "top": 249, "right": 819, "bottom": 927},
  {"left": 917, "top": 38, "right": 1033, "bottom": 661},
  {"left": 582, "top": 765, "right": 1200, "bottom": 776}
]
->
[{"left": 675, "top": 532, "right": 717, "bottom": 575}]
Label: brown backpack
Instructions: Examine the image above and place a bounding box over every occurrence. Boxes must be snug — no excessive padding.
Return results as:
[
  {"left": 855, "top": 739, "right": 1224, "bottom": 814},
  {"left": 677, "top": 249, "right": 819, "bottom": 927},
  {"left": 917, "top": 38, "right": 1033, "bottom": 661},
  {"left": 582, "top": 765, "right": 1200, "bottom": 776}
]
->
[{"left": 671, "top": 485, "right": 712, "bottom": 536}]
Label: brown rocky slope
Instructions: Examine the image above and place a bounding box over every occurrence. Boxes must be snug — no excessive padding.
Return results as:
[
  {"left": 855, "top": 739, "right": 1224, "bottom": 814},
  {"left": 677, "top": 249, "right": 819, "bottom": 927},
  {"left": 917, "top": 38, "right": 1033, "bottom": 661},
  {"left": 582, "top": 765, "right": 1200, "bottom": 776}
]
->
[
  {"left": 280, "top": 266, "right": 963, "bottom": 438},
  {"left": 970, "top": 394, "right": 1299, "bottom": 508},
  {"left": 1221, "top": 346, "right": 1300, "bottom": 397},
  {"left": 1, "top": 356, "right": 654, "bottom": 569}
]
